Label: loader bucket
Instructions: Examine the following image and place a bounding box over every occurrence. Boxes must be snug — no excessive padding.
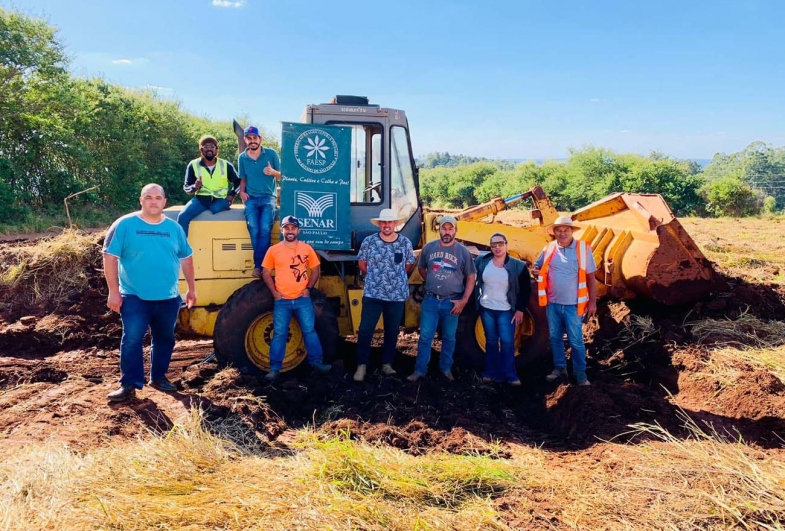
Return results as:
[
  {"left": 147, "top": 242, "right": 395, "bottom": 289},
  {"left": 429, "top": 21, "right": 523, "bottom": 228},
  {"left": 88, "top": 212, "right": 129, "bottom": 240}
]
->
[{"left": 571, "top": 193, "right": 726, "bottom": 305}]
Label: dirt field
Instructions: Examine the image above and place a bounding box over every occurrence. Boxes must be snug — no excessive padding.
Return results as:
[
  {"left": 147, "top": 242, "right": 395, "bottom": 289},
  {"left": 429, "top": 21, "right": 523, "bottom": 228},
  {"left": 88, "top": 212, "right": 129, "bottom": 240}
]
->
[{"left": 0, "top": 217, "right": 784, "bottom": 528}]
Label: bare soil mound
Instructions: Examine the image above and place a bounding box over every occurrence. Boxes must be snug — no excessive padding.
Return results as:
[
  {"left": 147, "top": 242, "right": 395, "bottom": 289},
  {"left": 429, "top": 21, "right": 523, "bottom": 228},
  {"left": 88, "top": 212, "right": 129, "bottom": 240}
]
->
[{"left": 1, "top": 232, "right": 784, "bottom": 454}]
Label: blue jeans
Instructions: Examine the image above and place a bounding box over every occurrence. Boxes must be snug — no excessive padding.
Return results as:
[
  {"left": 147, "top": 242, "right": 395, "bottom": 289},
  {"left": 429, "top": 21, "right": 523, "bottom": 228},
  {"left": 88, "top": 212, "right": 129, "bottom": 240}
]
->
[
  {"left": 546, "top": 303, "right": 587, "bottom": 376},
  {"left": 119, "top": 295, "right": 181, "bottom": 389},
  {"left": 244, "top": 195, "right": 277, "bottom": 268},
  {"left": 177, "top": 196, "right": 231, "bottom": 236},
  {"left": 356, "top": 297, "right": 405, "bottom": 366},
  {"left": 415, "top": 294, "right": 460, "bottom": 375},
  {"left": 479, "top": 307, "right": 519, "bottom": 383},
  {"left": 269, "top": 296, "right": 323, "bottom": 372}
]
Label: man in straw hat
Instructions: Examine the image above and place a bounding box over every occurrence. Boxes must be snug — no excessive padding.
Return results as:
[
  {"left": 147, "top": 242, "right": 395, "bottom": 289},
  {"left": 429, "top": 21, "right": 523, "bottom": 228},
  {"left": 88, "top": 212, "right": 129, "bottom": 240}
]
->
[
  {"left": 353, "top": 208, "right": 416, "bottom": 382},
  {"left": 407, "top": 215, "right": 476, "bottom": 382},
  {"left": 532, "top": 216, "right": 597, "bottom": 386}
]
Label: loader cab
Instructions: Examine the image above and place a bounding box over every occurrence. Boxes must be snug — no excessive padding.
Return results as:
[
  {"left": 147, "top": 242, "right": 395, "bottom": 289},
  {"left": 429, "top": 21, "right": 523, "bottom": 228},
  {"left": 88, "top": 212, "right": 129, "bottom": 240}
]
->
[{"left": 301, "top": 96, "right": 423, "bottom": 248}]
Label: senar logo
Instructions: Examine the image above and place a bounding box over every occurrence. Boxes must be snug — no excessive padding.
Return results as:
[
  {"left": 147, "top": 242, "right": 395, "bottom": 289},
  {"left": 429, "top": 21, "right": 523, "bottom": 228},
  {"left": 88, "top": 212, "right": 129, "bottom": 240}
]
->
[
  {"left": 295, "top": 191, "right": 337, "bottom": 231},
  {"left": 293, "top": 129, "right": 339, "bottom": 174}
]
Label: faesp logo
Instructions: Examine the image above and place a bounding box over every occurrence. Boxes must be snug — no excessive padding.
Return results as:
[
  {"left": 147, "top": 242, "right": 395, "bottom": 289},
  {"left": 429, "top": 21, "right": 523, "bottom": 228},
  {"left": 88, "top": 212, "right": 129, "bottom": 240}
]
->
[{"left": 293, "top": 128, "right": 339, "bottom": 174}]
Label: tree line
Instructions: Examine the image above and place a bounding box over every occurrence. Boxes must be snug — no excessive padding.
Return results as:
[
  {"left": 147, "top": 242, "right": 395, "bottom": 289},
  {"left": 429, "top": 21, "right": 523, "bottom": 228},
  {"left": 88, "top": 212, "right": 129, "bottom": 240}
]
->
[
  {"left": 419, "top": 145, "right": 785, "bottom": 217},
  {"left": 0, "top": 8, "right": 277, "bottom": 224},
  {"left": 3, "top": 8, "right": 782, "bottom": 227}
]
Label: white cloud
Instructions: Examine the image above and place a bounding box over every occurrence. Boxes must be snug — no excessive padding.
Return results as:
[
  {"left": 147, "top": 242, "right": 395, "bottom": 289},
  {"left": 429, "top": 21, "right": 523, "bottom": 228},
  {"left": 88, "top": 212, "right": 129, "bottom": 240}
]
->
[
  {"left": 111, "top": 59, "right": 133, "bottom": 65},
  {"left": 589, "top": 98, "right": 607, "bottom": 103},
  {"left": 619, "top": 129, "right": 630, "bottom": 134},
  {"left": 144, "top": 85, "right": 174, "bottom": 94},
  {"left": 211, "top": 0, "right": 246, "bottom": 7}
]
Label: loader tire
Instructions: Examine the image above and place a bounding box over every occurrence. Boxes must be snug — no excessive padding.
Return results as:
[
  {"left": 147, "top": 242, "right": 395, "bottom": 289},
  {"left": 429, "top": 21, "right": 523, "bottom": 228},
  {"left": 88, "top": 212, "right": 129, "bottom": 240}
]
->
[
  {"left": 454, "top": 283, "right": 550, "bottom": 371},
  {"left": 213, "top": 281, "right": 339, "bottom": 376}
]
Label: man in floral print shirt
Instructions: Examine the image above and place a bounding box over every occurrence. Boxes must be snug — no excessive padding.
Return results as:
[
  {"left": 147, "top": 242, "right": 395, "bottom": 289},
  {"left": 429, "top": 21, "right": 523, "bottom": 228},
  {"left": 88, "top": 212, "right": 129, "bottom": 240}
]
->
[{"left": 353, "top": 209, "right": 416, "bottom": 382}]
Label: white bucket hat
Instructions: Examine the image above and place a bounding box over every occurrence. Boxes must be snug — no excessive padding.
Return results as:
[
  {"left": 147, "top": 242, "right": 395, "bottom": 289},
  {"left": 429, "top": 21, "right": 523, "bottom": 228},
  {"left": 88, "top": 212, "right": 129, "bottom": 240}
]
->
[
  {"left": 370, "top": 208, "right": 403, "bottom": 226},
  {"left": 547, "top": 215, "right": 581, "bottom": 236}
]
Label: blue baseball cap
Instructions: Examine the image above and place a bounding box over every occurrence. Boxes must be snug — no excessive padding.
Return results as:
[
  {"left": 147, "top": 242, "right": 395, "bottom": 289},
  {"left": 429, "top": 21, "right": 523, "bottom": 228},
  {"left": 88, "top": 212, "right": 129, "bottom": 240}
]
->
[{"left": 243, "top": 126, "right": 260, "bottom": 137}]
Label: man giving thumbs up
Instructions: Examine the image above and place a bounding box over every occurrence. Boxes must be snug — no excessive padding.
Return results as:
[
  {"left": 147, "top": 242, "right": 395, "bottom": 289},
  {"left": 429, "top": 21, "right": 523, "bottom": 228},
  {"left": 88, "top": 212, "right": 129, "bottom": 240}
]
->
[{"left": 237, "top": 126, "right": 282, "bottom": 278}]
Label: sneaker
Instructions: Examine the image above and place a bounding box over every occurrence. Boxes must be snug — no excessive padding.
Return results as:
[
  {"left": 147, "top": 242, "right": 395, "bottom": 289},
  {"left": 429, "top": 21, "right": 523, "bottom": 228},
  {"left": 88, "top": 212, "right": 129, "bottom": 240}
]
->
[
  {"left": 251, "top": 267, "right": 262, "bottom": 278},
  {"left": 353, "top": 364, "right": 366, "bottom": 382},
  {"left": 312, "top": 362, "right": 332, "bottom": 374},
  {"left": 264, "top": 370, "right": 280, "bottom": 382},
  {"left": 577, "top": 378, "right": 591, "bottom": 387},
  {"left": 508, "top": 380, "right": 522, "bottom": 387},
  {"left": 406, "top": 372, "right": 421, "bottom": 382},
  {"left": 441, "top": 371, "right": 455, "bottom": 382},
  {"left": 545, "top": 368, "right": 568, "bottom": 382},
  {"left": 149, "top": 377, "right": 177, "bottom": 392},
  {"left": 381, "top": 364, "right": 397, "bottom": 376},
  {"left": 107, "top": 385, "right": 136, "bottom": 402}
]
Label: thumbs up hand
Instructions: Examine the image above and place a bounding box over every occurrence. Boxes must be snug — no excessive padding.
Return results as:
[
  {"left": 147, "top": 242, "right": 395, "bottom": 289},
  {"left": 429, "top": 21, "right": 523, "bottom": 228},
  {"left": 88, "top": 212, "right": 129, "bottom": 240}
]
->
[{"left": 264, "top": 161, "right": 278, "bottom": 178}]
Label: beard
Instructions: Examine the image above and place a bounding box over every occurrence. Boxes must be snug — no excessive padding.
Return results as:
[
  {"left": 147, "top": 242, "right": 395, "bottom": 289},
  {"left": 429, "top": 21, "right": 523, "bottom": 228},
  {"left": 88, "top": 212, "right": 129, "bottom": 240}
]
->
[
  {"left": 203, "top": 153, "right": 216, "bottom": 162},
  {"left": 284, "top": 233, "right": 297, "bottom": 241},
  {"left": 440, "top": 234, "right": 454, "bottom": 243}
]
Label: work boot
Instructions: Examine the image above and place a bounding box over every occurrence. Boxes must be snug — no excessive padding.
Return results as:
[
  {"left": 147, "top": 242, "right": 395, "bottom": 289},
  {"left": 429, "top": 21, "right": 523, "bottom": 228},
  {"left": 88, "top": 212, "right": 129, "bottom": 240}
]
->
[
  {"left": 381, "top": 364, "right": 396, "bottom": 376},
  {"left": 264, "top": 370, "right": 280, "bottom": 382},
  {"left": 353, "top": 364, "right": 366, "bottom": 382},
  {"left": 312, "top": 362, "right": 332, "bottom": 374},
  {"left": 577, "top": 379, "right": 591, "bottom": 387},
  {"left": 441, "top": 371, "right": 455, "bottom": 382},
  {"left": 508, "top": 380, "right": 522, "bottom": 387},
  {"left": 575, "top": 372, "right": 591, "bottom": 386},
  {"left": 545, "top": 368, "right": 568, "bottom": 382},
  {"left": 251, "top": 267, "right": 262, "bottom": 278},
  {"left": 149, "top": 377, "right": 177, "bottom": 392},
  {"left": 406, "top": 372, "right": 421, "bottom": 382},
  {"left": 107, "top": 385, "right": 136, "bottom": 402}
]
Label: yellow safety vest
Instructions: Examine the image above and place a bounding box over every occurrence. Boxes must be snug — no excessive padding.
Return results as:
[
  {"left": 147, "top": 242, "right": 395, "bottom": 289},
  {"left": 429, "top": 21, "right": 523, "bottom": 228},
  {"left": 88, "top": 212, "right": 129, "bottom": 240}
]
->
[
  {"left": 191, "top": 158, "right": 229, "bottom": 198},
  {"left": 537, "top": 239, "right": 590, "bottom": 316}
]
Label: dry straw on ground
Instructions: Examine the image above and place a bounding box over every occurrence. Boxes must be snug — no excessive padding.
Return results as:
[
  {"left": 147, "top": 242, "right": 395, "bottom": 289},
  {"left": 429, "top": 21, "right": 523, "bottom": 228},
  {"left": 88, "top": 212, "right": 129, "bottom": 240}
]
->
[
  {"left": 689, "top": 310, "right": 785, "bottom": 349},
  {"left": 0, "top": 230, "right": 101, "bottom": 312},
  {"left": 1, "top": 408, "right": 783, "bottom": 531}
]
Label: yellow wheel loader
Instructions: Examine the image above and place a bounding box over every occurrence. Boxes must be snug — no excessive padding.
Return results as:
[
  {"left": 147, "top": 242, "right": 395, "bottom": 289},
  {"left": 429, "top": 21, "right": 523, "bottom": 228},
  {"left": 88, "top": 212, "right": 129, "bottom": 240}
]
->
[{"left": 167, "top": 96, "right": 725, "bottom": 377}]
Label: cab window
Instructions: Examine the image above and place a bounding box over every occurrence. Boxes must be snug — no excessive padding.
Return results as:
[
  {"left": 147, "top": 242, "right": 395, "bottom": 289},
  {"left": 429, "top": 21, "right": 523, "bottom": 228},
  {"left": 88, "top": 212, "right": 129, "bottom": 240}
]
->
[{"left": 345, "top": 124, "right": 382, "bottom": 204}]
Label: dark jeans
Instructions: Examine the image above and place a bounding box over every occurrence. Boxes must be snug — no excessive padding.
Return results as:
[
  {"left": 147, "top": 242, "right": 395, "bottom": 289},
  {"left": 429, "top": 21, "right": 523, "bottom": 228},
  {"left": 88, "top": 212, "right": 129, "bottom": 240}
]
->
[
  {"left": 415, "top": 294, "right": 460, "bottom": 375},
  {"left": 177, "top": 196, "right": 231, "bottom": 237},
  {"left": 119, "top": 295, "right": 181, "bottom": 389},
  {"left": 479, "top": 306, "right": 519, "bottom": 382},
  {"left": 244, "top": 194, "right": 277, "bottom": 268},
  {"left": 269, "top": 296, "right": 323, "bottom": 372},
  {"left": 356, "top": 296, "right": 405, "bottom": 366}
]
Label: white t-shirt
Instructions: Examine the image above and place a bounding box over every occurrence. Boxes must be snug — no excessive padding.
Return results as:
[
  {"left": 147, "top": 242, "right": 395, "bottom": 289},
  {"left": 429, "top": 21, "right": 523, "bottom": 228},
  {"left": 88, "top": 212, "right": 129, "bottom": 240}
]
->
[{"left": 479, "top": 262, "right": 511, "bottom": 311}]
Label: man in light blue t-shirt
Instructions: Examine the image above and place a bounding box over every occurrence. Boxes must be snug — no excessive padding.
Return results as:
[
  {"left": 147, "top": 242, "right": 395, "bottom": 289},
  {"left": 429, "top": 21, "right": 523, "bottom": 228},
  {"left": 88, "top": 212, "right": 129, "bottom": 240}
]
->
[
  {"left": 237, "top": 126, "right": 281, "bottom": 278},
  {"left": 102, "top": 183, "right": 197, "bottom": 402}
]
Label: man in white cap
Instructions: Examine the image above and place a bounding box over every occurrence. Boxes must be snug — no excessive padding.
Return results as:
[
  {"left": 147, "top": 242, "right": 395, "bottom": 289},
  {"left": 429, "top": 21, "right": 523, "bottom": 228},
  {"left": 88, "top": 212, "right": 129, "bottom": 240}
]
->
[
  {"left": 261, "top": 215, "right": 331, "bottom": 381},
  {"left": 408, "top": 215, "right": 476, "bottom": 382},
  {"left": 353, "top": 208, "right": 416, "bottom": 382},
  {"left": 532, "top": 216, "right": 597, "bottom": 386}
]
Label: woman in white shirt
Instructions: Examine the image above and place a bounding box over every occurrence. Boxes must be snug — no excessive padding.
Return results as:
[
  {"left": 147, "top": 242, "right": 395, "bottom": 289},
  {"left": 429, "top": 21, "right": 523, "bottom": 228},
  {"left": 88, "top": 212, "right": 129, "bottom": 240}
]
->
[{"left": 473, "top": 233, "right": 532, "bottom": 385}]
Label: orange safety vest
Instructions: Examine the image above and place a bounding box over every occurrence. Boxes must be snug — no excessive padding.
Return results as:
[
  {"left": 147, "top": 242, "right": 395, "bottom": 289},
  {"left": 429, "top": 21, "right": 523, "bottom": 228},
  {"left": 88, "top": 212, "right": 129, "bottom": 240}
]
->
[{"left": 537, "top": 239, "right": 590, "bottom": 315}]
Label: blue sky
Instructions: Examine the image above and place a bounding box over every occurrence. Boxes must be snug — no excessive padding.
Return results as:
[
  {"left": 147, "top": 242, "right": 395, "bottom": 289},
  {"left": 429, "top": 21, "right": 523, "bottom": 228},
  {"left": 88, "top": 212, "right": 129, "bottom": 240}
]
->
[{"left": 6, "top": 0, "right": 785, "bottom": 159}]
